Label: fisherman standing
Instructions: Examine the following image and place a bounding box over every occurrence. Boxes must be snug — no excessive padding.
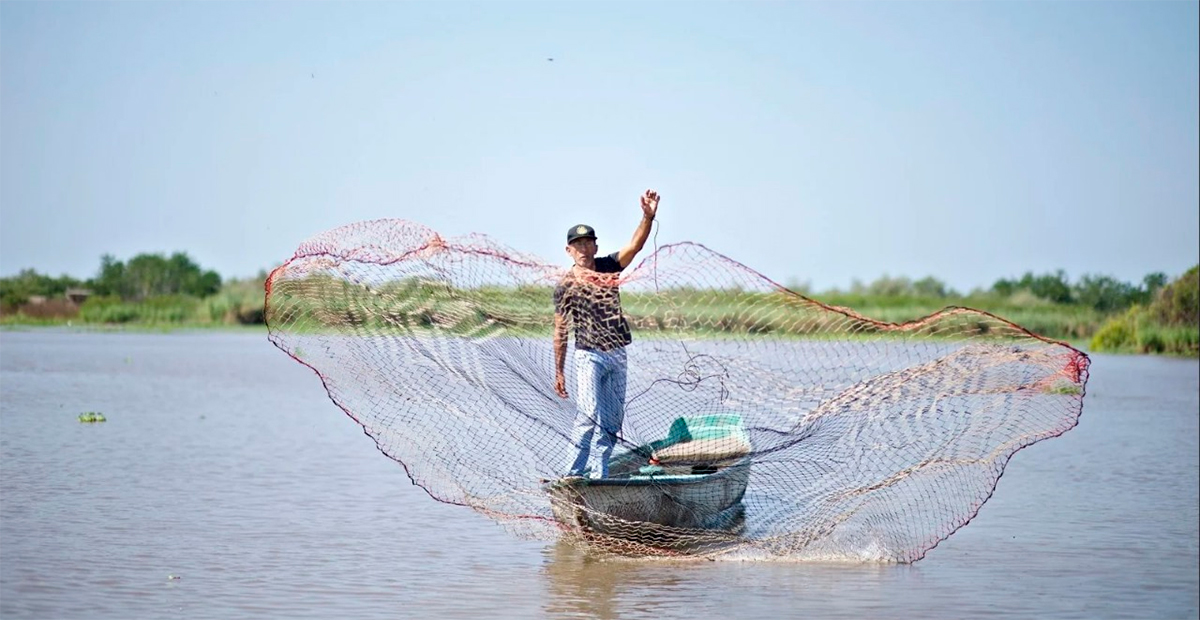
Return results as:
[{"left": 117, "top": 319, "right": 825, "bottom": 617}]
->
[{"left": 553, "top": 190, "right": 659, "bottom": 478}]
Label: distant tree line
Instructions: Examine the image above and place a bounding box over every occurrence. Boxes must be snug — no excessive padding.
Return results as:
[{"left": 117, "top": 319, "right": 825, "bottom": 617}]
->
[
  {"left": 0, "top": 252, "right": 221, "bottom": 311},
  {"left": 92, "top": 253, "right": 221, "bottom": 300},
  {"left": 0, "top": 269, "right": 85, "bottom": 310},
  {"left": 832, "top": 269, "right": 1168, "bottom": 313},
  {"left": 989, "top": 270, "right": 1167, "bottom": 312},
  {"left": 844, "top": 275, "right": 958, "bottom": 299},
  {"left": 0, "top": 251, "right": 1186, "bottom": 337},
  {"left": 2, "top": 254, "right": 1174, "bottom": 316}
]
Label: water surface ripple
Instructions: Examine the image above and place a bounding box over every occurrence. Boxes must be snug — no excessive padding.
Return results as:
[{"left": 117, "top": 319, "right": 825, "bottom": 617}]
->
[{"left": 1, "top": 331, "right": 1196, "bottom": 619}]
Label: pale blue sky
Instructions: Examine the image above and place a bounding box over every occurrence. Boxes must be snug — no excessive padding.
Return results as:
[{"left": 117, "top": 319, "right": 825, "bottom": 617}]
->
[{"left": 2, "top": 1, "right": 1197, "bottom": 292}]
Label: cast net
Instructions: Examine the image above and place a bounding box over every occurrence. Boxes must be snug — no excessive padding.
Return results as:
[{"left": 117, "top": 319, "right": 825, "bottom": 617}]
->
[{"left": 265, "top": 219, "right": 1089, "bottom": 562}]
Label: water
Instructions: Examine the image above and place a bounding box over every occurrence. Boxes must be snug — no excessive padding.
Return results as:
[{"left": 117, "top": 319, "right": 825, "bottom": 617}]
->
[{"left": 1, "top": 330, "right": 1196, "bottom": 619}]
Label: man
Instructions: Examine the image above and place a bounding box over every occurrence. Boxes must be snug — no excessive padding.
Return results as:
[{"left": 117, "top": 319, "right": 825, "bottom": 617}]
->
[{"left": 554, "top": 189, "right": 660, "bottom": 478}]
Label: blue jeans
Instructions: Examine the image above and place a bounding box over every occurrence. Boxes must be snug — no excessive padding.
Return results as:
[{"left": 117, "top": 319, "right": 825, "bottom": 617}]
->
[{"left": 566, "top": 347, "right": 628, "bottom": 478}]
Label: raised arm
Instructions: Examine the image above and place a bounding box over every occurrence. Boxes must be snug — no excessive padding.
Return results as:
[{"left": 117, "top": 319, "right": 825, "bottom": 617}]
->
[{"left": 616, "top": 189, "right": 659, "bottom": 269}]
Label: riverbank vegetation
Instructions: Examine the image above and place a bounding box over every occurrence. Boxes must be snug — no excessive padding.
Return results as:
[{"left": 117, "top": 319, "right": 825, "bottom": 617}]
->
[
  {"left": 1089, "top": 266, "right": 1198, "bottom": 355},
  {"left": 1, "top": 252, "right": 265, "bottom": 327},
  {"left": 2, "top": 254, "right": 1195, "bottom": 356}
]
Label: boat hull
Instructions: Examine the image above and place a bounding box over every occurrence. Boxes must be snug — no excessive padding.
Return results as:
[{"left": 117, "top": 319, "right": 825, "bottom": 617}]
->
[{"left": 545, "top": 461, "right": 750, "bottom": 541}]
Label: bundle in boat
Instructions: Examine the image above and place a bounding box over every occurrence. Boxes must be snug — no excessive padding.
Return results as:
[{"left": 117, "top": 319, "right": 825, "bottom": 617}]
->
[{"left": 650, "top": 414, "right": 754, "bottom": 474}]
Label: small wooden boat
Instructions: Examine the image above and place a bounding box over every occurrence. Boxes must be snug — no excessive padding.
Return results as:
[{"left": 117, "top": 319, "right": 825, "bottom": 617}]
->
[{"left": 544, "top": 414, "right": 752, "bottom": 545}]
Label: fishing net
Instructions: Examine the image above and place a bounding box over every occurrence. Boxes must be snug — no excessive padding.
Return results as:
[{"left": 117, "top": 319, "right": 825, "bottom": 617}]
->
[{"left": 265, "top": 219, "right": 1089, "bottom": 562}]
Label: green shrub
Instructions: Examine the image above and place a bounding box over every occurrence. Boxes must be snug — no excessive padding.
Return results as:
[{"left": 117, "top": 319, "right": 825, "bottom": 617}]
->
[
  {"left": 78, "top": 294, "right": 198, "bottom": 324},
  {"left": 79, "top": 296, "right": 139, "bottom": 323},
  {"left": 1137, "top": 323, "right": 1199, "bottom": 356},
  {"left": 1152, "top": 265, "right": 1199, "bottom": 327},
  {"left": 1091, "top": 302, "right": 1200, "bottom": 356},
  {"left": 1090, "top": 307, "right": 1139, "bottom": 353}
]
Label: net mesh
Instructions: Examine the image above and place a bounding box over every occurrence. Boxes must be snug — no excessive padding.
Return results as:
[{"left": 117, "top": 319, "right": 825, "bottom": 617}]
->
[{"left": 265, "top": 219, "right": 1089, "bottom": 562}]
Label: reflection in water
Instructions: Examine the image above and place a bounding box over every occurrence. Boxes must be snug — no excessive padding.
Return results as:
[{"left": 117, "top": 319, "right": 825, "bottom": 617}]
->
[
  {"left": 541, "top": 541, "right": 691, "bottom": 619},
  {"left": 539, "top": 537, "right": 914, "bottom": 620}
]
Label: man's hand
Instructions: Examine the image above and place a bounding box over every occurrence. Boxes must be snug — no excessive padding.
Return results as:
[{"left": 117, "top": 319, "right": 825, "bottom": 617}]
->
[
  {"left": 640, "top": 189, "right": 659, "bottom": 220},
  {"left": 555, "top": 371, "right": 568, "bottom": 398},
  {"left": 617, "top": 189, "right": 661, "bottom": 268}
]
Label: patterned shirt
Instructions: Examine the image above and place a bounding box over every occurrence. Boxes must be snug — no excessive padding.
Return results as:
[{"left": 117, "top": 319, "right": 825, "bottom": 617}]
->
[{"left": 553, "top": 253, "right": 632, "bottom": 352}]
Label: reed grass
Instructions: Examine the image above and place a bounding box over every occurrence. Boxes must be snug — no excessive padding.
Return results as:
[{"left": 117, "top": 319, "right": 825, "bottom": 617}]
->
[{"left": 0, "top": 274, "right": 1173, "bottom": 351}]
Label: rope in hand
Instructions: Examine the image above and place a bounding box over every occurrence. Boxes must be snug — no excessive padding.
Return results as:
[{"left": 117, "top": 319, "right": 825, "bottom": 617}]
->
[{"left": 652, "top": 214, "right": 660, "bottom": 294}]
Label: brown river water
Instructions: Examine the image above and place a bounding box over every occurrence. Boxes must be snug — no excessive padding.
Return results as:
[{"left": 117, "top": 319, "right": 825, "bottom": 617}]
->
[{"left": 1, "top": 330, "right": 1196, "bottom": 619}]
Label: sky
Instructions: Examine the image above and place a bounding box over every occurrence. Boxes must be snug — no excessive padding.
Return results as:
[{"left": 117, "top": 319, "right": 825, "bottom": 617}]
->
[{"left": 1, "top": 1, "right": 1197, "bottom": 292}]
